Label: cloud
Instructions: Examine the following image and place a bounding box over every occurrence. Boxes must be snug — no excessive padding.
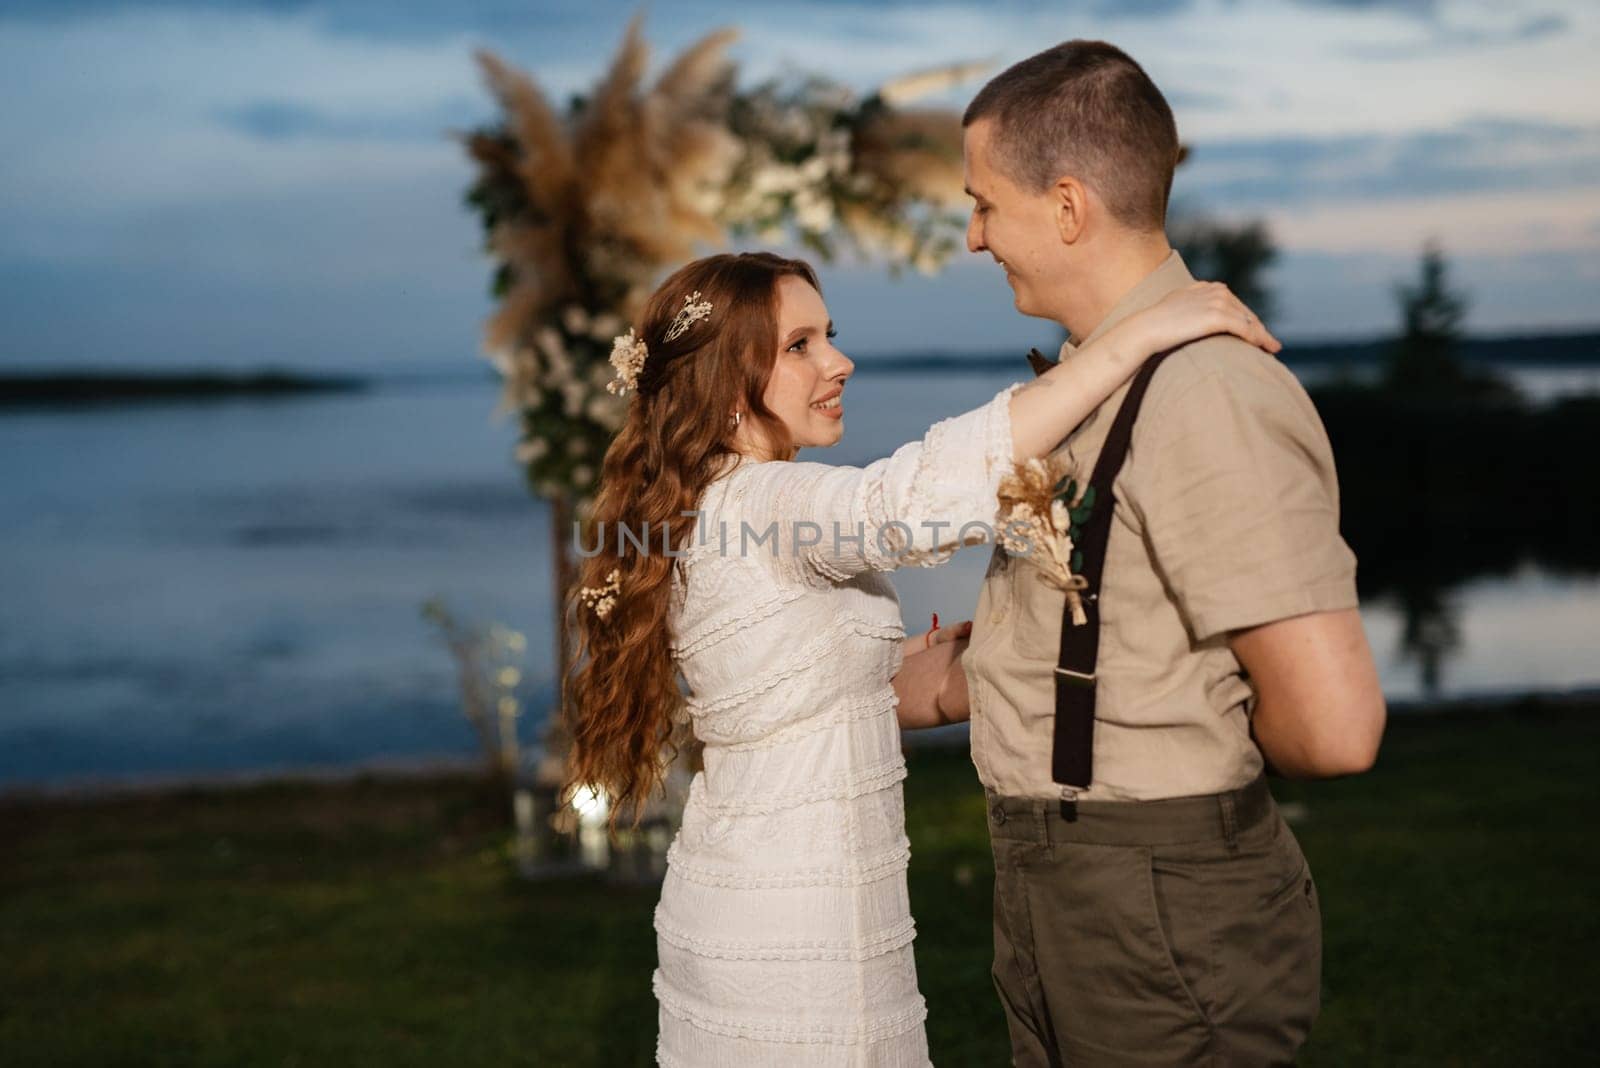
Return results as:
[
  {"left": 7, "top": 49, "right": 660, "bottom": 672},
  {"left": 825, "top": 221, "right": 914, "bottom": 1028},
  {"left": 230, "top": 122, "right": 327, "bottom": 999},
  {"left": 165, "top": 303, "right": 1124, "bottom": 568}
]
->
[
  {"left": 216, "top": 98, "right": 474, "bottom": 142},
  {"left": 1, "top": 0, "right": 1198, "bottom": 36},
  {"left": 1296, "top": 0, "right": 1440, "bottom": 12},
  {"left": 1261, "top": 186, "right": 1600, "bottom": 258},
  {"left": 0, "top": 1, "right": 600, "bottom": 35},
  {"left": 0, "top": 6, "right": 499, "bottom": 224},
  {"left": 1176, "top": 116, "right": 1600, "bottom": 207},
  {"left": 1508, "top": 12, "right": 1572, "bottom": 40},
  {"left": 1350, "top": 9, "right": 1572, "bottom": 56},
  {"left": 1165, "top": 87, "right": 1234, "bottom": 112}
]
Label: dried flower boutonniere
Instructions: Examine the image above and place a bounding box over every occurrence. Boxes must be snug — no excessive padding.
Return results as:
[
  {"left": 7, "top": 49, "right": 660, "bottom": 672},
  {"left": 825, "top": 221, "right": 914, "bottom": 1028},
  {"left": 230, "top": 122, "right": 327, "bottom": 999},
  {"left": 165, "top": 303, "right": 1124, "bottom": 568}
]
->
[{"left": 995, "top": 457, "right": 1096, "bottom": 626}]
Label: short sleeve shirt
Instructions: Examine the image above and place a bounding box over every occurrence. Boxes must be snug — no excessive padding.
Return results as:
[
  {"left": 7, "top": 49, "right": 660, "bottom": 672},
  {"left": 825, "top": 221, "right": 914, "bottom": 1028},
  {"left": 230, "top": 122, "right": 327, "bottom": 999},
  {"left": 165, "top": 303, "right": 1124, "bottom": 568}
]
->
[{"left": 963, "top": 252, "right": 1359, "bottom": 801}]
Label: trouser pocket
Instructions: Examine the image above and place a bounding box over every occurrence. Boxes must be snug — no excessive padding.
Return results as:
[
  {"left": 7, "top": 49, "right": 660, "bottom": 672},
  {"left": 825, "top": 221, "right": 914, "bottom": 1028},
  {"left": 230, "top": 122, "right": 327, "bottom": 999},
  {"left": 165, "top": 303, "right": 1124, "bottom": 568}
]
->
[
  {"left": 1026, "top": 842, "right": 1214, "bottom": 1065},
  {"left": 991, "top": 837, "right": 1060, "bottom": 1067},
  {"left": 1201, "top": 812, "right": 1324, "bottom": 1065},
  {"left": 1147, "top": 846, "right": 1220, "bottom": 1032}
]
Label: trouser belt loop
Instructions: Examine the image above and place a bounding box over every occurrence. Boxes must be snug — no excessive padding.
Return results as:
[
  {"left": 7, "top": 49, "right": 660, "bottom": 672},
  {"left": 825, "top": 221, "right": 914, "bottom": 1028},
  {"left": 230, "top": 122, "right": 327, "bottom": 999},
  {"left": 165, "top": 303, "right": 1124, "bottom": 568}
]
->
[{"left": 1220, "top": 791, "right": 1240, "bottom": 853}]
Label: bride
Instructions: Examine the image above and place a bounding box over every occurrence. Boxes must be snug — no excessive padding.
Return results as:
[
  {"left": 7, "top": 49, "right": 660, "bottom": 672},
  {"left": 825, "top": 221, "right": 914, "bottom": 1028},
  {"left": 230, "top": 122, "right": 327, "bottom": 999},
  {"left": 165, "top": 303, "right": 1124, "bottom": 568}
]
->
[{"left": 565, "top": 251, "right": 1278, "bottom": 1066}]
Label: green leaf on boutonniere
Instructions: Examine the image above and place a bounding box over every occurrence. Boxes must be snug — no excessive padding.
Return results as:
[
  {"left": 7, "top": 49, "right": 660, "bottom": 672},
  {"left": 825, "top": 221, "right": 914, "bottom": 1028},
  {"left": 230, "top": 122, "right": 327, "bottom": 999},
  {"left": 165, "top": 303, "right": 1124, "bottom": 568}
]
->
[
  {"left": 1067, "top": 486, "right": 1095, "bottom": 527},
  {"left": 1071, "top": 549, "right": 1083, "bottom": 572}
]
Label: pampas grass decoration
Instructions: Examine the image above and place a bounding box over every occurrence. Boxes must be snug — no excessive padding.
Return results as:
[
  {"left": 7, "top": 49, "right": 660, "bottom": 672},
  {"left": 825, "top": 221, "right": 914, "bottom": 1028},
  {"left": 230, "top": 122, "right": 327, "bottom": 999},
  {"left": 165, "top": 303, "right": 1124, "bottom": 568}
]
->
[{"left": 458, "top": 18, "right": 743, "bottom": 399}]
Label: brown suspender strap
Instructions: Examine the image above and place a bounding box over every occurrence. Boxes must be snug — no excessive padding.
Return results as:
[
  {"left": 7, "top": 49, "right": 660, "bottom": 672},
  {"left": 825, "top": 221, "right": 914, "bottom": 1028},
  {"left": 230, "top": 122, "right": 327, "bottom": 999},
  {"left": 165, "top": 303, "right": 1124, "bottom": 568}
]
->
[{"left": 1049, "top": 350, "right": 1175, "bottom": 791}]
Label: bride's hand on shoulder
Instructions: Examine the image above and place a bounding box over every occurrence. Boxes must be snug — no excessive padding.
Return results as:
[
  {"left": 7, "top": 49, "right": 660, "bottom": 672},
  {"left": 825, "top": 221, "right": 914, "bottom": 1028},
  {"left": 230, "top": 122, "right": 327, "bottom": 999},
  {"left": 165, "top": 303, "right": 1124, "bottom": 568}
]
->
[{"left": 1121, "top": 281, "right": 1282, "bottom": 357}]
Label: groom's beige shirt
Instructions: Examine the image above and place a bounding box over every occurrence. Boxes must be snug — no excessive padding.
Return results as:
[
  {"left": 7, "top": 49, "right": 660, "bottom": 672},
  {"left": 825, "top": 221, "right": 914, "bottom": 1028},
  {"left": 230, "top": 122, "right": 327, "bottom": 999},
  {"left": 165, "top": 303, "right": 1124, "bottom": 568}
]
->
[{"left": 963, "top": 252, "right": 1359, "bottom": 801}]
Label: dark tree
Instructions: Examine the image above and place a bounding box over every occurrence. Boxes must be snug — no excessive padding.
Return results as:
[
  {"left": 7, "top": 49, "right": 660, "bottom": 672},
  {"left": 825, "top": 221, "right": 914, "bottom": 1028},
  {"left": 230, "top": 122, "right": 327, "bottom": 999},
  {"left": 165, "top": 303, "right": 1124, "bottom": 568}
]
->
[
  {"left": 1383, "top": 243, "right": 1518, "bottom": 404},
  {"left": 1170, "top": 217, "right": 1278, "bottom": 322},
  {"left": 1385, "top": 242, "right": 1467, "bottom": 393}
]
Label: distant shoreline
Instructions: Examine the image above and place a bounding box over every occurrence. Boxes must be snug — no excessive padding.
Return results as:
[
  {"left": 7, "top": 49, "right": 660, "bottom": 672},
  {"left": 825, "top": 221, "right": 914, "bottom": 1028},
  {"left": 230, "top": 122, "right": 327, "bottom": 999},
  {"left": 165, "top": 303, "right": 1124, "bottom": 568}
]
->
[
  {"left": 3, "top": 328, "right": 1596, "bottom": 396},
  {"left": 0, "top": 369, "right": 370, "bottom": 408},
  {"left": 851, "top": 328, "right": 1600, "bottom": 373}
]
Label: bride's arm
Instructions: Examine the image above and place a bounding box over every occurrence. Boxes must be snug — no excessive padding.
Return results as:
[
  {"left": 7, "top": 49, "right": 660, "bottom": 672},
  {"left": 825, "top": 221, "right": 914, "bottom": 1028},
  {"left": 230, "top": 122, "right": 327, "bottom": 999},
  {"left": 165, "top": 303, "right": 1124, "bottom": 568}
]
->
[
  {"left": 729, "top": 283, "right": 1277, "bottom": 587},
  {"left": 1008, "top": 282, "right": 1280, "bottom": 461},
  {"left": 725, "top": 386, "right": 1021, "bottom": 587}
]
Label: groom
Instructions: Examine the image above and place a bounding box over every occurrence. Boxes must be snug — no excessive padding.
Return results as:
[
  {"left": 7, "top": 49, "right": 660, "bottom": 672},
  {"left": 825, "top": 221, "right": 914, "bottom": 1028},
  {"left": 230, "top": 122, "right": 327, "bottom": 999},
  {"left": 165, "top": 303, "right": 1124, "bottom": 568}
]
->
[{"left": 947, "top": 40, "right": 1385, "bottom": 1066}]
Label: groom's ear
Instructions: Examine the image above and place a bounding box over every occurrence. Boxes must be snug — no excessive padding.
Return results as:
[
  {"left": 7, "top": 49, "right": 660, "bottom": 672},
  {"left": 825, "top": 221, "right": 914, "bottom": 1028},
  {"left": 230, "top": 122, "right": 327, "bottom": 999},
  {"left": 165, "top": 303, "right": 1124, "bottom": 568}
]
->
[{"left": 1052, "top": 176, "right": 1089, "bottom": 246}]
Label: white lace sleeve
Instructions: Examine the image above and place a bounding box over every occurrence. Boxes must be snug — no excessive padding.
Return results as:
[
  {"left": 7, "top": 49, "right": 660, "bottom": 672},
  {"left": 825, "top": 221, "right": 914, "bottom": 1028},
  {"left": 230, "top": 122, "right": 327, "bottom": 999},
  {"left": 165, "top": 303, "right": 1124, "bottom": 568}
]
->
[{"left": 720, "top": 383, "right": 1022, "bottom": 587}]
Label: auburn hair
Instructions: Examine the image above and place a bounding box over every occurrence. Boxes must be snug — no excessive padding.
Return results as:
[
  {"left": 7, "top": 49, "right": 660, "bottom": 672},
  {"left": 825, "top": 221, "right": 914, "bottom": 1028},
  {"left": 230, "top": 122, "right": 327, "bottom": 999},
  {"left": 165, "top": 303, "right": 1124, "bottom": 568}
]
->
[{"left": 564, "top": 251, "right": 819, "bottom": 827}]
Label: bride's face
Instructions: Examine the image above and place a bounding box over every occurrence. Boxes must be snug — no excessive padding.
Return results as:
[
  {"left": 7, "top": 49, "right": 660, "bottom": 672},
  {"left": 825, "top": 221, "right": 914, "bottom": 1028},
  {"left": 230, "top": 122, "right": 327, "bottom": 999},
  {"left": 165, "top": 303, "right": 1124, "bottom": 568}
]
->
[{"left": 744, "top": 275, "right": 854, "bottom": 457}]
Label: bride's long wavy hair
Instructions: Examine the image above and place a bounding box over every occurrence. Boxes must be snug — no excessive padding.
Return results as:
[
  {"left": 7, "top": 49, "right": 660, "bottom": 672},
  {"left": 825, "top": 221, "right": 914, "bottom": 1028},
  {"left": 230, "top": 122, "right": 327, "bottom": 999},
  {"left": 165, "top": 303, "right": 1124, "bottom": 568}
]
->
[{"left": 564, "top": 252, "right": 818, "bottom": 826}]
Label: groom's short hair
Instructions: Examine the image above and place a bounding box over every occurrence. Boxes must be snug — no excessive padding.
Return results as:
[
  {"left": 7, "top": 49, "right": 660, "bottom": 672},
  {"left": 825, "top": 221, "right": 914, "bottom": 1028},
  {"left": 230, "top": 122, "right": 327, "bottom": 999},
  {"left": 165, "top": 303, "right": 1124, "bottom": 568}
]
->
[{"left": 964, "top": 40, "right": 1179, "bottom": 232}]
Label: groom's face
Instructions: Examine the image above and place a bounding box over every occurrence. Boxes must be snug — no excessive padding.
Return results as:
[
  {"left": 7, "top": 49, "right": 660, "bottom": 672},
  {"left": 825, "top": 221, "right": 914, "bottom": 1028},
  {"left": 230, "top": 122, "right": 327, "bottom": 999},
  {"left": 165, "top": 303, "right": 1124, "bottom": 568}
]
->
[{"left": 963, "top": 118, "right": 1068, "bottom": 321}]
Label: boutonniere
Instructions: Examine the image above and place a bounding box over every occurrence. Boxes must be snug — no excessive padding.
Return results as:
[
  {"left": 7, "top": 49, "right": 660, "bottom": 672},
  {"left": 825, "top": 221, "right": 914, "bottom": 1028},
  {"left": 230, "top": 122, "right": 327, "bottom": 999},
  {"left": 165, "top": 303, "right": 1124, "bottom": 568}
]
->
[{"left": 996, "top": 457, "right": 1094, "bottom": 626}]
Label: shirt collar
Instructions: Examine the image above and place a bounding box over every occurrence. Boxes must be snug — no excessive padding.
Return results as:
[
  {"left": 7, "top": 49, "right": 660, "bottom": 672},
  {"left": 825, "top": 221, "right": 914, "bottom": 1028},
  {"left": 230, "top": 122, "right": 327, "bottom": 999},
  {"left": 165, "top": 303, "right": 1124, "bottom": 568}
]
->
[{"left": 1058, "top": 249, "right": 1194, "bottom": 361}]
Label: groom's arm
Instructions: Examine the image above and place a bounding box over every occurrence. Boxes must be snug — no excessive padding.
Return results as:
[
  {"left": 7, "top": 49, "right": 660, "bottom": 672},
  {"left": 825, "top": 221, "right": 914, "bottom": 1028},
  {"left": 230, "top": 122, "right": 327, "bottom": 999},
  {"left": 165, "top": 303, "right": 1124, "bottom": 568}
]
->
[
  {"left": 1230, "top": 608, "right": 1386, "bottom": 778},
  {"left": 1127, "top": 342, "right": 1382, "bottom": 779}
]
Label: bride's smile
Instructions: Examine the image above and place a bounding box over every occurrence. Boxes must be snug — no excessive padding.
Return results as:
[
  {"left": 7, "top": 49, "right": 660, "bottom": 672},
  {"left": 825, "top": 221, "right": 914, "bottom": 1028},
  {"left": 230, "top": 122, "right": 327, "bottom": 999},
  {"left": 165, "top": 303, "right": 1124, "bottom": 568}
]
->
[{"left": 809, "top": 387, "right": 843, "bottom": 417}]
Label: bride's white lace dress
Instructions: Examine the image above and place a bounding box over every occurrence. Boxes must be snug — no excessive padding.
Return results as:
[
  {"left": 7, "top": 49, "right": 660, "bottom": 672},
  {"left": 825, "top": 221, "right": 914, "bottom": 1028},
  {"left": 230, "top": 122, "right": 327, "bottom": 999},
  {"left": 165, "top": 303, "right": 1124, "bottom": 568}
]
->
[{"left": 654, "top": 383, "right": 1021, "bottom": 1067}]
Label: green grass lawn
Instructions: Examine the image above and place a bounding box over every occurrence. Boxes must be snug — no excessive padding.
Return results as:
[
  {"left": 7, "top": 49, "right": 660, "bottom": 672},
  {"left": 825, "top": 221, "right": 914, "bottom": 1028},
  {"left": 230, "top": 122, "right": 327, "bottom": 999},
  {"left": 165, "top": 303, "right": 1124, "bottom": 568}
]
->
[{"left": 3, "top": 703, "right": 1596, "bottom": 1066}]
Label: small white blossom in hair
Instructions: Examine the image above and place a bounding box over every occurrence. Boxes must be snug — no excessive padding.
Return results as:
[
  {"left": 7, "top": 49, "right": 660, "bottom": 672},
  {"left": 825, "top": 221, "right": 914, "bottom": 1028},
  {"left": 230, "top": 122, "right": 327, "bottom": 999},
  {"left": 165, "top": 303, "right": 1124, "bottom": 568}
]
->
[
  {"left": 664, "top": 290, "right": 714, "bottom": 342},
  {"left": 606, "top": 329, "right": 649, "bottom": 396},
  {"left": 577, "top": 568, "right": 622, "bottom": 620}
]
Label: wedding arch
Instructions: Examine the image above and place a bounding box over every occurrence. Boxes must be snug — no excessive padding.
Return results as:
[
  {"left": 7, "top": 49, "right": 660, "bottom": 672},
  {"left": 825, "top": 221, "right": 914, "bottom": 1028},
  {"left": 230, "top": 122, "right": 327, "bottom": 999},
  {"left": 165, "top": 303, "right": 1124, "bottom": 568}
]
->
[{"left": 456, "top": 18, "right": 984, "bottom": 791}]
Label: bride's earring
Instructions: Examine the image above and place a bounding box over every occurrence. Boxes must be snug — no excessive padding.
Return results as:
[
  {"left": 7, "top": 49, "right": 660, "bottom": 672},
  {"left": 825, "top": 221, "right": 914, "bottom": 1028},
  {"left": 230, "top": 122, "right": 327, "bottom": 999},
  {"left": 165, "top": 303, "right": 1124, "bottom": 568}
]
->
[{"left": 730, "top": 410, "right": 742, "bottom": 428}]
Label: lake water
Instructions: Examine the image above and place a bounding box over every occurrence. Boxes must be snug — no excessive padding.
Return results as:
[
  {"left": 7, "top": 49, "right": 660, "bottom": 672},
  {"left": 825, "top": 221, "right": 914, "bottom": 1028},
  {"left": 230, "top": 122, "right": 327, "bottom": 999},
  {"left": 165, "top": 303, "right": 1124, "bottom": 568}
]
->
[{"left": 3, "top": 365, "right": 1598, "bottom": 789}]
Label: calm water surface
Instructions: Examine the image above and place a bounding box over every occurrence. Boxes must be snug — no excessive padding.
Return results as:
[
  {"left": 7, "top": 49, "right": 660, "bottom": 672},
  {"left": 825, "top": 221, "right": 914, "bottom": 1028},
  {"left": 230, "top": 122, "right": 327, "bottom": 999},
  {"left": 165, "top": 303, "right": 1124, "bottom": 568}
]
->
[{"left": 2, "top": 366, "right": 1596, "bottom": 788}]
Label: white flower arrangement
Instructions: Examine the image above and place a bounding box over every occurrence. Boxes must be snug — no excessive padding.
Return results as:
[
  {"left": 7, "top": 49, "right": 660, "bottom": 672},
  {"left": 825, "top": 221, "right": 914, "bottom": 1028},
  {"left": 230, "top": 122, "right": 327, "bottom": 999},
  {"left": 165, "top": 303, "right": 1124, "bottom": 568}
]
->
[{"left": 466, "top": 32, "right": 983, "bottom": 504}]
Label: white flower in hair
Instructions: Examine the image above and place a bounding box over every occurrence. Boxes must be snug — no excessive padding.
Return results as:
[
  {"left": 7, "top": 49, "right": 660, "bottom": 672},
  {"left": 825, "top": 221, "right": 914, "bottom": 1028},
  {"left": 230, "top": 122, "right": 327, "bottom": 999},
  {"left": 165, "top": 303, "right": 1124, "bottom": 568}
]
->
[
  {"left": 607, "top": 329, "right": 649, "bottom": 395},
  {"left": 607, "top": 292, "right": 713, "bottom": 396},
  {"left": 664, "top": 290, "right": 714, "bottom": 342},
  {"left": 577, "top": 568, "right": 622, "bottom": 620}
]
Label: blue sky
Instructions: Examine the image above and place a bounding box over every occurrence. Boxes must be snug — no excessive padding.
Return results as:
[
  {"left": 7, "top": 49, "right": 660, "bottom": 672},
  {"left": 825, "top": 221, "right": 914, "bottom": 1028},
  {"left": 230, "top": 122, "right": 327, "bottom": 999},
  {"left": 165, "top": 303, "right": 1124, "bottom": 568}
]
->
[{"left": 2, "top": 0, "right": 1597, "bottom": 371}]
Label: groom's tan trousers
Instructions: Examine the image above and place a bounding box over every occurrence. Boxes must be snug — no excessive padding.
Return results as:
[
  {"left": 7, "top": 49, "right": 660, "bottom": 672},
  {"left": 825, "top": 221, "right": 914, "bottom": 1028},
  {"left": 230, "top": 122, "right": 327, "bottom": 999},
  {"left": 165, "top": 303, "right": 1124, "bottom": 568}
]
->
[{"left": 985, "top": 777, "right": 1321, "bottom": 1067}]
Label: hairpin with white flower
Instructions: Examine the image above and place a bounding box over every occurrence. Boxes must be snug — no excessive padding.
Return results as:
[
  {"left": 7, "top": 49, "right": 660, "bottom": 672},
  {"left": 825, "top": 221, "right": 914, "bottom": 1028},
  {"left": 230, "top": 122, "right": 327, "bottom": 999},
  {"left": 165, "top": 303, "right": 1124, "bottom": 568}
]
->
[
  {"left": 664, "top": 290, "right": 713, "bottom": 341},
  {"left": 606, "top": 330, "right": 648, "bottom": 396},
  {"left": 604, "top": 291, "right": 714, "bottom": 396}
]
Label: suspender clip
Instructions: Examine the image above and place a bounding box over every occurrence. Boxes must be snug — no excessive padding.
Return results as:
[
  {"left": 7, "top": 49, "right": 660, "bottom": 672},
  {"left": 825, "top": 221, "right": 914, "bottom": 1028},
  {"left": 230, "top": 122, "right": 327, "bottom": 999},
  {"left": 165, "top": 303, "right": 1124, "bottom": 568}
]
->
[{"left": 1058, "top": 785, "right": 1080, "bottom": 822}]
